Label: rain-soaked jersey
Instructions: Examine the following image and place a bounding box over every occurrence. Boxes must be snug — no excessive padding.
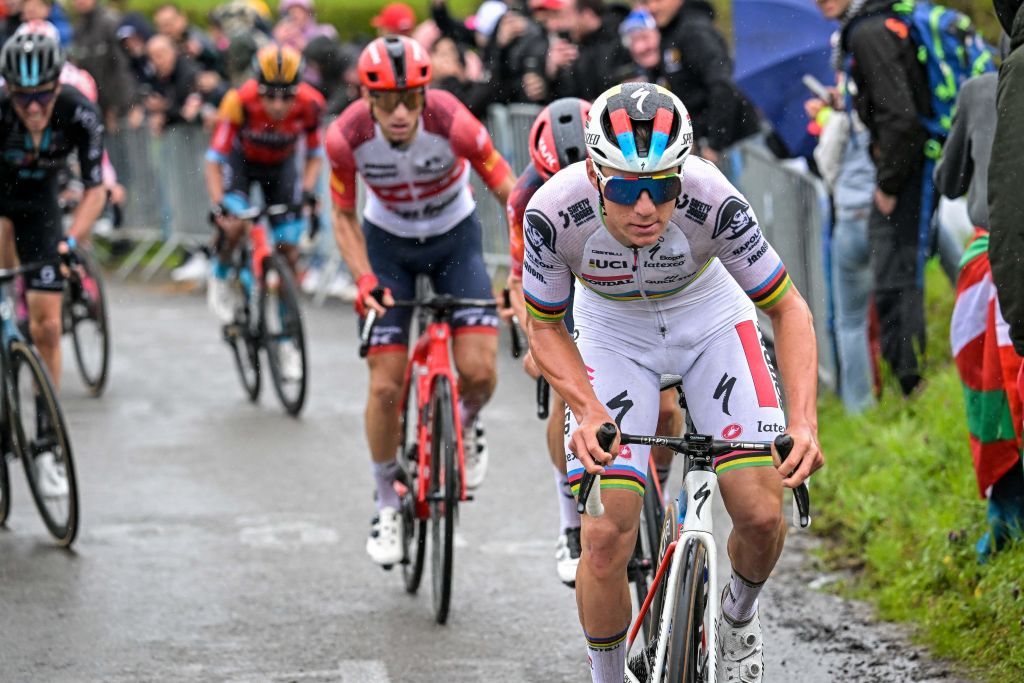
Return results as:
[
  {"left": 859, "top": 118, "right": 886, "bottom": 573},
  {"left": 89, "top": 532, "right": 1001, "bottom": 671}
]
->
[
  {"left": 325, "top": 88, "right": 511, "bottom": 239},
  {"left": 521, "top": 157, "right": 794, "bottom": 323}
]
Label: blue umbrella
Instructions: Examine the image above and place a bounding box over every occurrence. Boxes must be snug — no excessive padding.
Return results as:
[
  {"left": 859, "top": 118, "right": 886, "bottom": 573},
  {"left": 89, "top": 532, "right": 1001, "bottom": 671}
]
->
[{"left": 733, "top": 0, "right": 837, "bottom": 158}]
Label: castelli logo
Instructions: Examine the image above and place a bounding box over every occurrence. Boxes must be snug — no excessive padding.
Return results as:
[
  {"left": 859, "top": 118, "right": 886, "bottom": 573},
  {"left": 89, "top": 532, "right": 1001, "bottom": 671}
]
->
[{"left": 722, "top": 424, "right": 742, "bottom": 440}]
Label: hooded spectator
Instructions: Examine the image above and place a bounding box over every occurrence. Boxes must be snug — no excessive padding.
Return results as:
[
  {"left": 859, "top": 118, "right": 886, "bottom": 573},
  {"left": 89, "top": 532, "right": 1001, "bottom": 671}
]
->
[
  {"left": 303, "top": 34, "right": 361, "bottom": 115},
  {"left": 11, "top": 0, "right": 72, "bottom": 45},
  {"left": 484, "top": 4, "right": 548, "bottom": 103},
  {"left": 70, "top": 0, "right": 136, "bottom": 129},
  {"left": 117, "top": 13, "right": 156, "bottom": 87}
]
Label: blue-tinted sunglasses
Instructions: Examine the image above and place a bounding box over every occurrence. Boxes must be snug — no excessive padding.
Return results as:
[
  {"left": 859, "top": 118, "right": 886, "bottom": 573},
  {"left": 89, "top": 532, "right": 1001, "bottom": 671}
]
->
[{"left": 595, "top": 166, "right": 682, "bottom": 206}]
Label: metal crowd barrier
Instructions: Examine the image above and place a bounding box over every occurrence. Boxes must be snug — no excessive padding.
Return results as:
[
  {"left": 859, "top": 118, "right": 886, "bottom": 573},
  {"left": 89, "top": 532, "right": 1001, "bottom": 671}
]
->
[
  {"left": 730, "top": 143, "right": 836, "bottom": 390},
  {"left": 107, "top": 105, "right": 835, "bottom": 389}
]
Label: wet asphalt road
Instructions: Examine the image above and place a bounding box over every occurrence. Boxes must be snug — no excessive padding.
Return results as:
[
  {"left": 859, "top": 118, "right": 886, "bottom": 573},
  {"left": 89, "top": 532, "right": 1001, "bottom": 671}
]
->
[{"left": 0, "top": 280, "right": 967, "bottom": 682}]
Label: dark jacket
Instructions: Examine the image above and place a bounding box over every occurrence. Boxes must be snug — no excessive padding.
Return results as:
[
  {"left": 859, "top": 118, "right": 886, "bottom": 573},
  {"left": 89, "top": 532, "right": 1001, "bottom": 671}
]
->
[
  {"left": 484, "top": 11, "right": 548, "bottom": 103},
  {"left": 434, "top": 76, "right": 495, "bottom": 120},
  {"left": 548, "top": 16, "right": 631, "bottom": 101},
  {"left": 71, "top": 6, "right": 136, "bottom": 118},
  {"left": 988, "top": 2, "right": 1024, "bottom": 355},
  {"left": 147, "top": 55, "right": 202, "bottom": 127},
  {"left": 658, "top": 1, "right": 760, "bottom": 151},
  {"left": 934, "top": 73, "right": 997, "bottom": 229},
  {"left": 840, "top": 0, "right": 930, "bottom": 195}
]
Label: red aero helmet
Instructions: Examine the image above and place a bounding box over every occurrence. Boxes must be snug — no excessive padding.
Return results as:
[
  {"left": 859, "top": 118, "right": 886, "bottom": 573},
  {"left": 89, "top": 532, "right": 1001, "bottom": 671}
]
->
[
  {"left": 358, "top": 35, "right": 431, "bottom": 91},
  {"left": 529, "top": 97, "right": 591, "bottom": 180}
]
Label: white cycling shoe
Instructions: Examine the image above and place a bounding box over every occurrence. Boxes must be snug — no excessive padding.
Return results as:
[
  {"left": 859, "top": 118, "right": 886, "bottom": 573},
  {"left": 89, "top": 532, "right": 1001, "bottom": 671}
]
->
[
  {"left": 462, "top": 419, "right": 488, "bottom": 489},
  {"left": 555, "top": 527, "right": 581, "bottom": 586},
  {"left": 35, "top": 452, "right": 69, "bottom": 499},
  {"left": 366, "top": 507, "right": 404, "bottom": 566},
  {"left": 717, "top": 604, "right": 764, "bottom": 683},
  {"left": 207, "top": 275, "right": 237, "bottom": 324}
]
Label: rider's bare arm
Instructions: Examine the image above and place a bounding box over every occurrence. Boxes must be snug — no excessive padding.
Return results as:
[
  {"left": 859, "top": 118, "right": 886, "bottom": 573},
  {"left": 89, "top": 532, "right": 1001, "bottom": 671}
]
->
[
  {"left": 204, "top": 159, "right": 225, "bottom": 206},
  {"left": 331, "top": 207, "right": 374, "bottom": 281},
  {"left": 67, "top": 185, "right": 106, "bottom": 243},
  {"left": 301, "top": 154, "right": 322, "bottom": 195},
  {"left": 526, "top": 318, "right": 616, "bottom": 473},
  {"left": 763, "top": 287, "right": 823, "bottom": 487}
]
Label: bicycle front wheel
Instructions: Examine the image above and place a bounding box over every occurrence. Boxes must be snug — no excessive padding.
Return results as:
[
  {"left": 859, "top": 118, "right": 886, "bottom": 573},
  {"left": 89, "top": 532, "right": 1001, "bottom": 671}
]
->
[
  {"left": 429, "top": 375, "right": 458, "bottom": 624},
  {"left": 261, "top": 254, "right": 307, "bottom": 416},
  {"left": 400, "top": 371, "right": 426, "bottom": 594},
  {"left": 665, "top": 538, "right": 710, "bottom": 682},
  {"left": 0, "top": 446, "right": 9, "bottom": 526},
  {"left": 67, "top": 248, "right": 110, "bottom": 396},
  {"left": 10, "top": 341, "right": 78, "bottom": 546}
]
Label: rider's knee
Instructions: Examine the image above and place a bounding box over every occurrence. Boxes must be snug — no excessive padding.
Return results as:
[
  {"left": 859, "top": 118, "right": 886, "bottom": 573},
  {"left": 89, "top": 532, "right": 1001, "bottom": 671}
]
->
[
  {"left": 456, "top": 351, "right": 496, "bottom": 391},
  {"left": 582, "top": 515, "right": 633, "bottom": 580},
  {"left": 656, "top": 399, "right": 682, "bottom": 432},
  {"left": 30, "top": 316, "right": 61, "bottom": 348},
  {"left": 368, "top": 372, "right": 404, "bottom": 408},
  {"left": 732, "top": 501, "right": 784, "bottom": 540}
]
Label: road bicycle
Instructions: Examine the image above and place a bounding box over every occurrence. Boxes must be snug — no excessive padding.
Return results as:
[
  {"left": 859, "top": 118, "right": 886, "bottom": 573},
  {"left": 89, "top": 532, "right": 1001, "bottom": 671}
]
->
[
  {"left": 359, "top": 281, "right": 496, "bottom": 624},
  {"left": 216, "top": 203, "right": 310, "bottom": 417},
  {"left": 578, "top": 409, "right": 811, "bottom": 682},
  {"left": 0, "top": 259, "right": 79, "bottom": 546},
  {"left": 61, "top": 245, "right": 109, "bottom": 396}
]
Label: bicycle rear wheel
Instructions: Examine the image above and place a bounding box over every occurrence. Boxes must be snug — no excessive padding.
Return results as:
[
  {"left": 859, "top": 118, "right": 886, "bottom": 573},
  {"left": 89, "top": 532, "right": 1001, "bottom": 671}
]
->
[
  {"left": 10, "top": 341, "right": 78, "bottom": 546},
  {"left": 67, "top": 248, "right": 110, "bottom": 396},
  {"left": 0, "top": 447, "right": 9, "bottom": 526},
  {"left": 665, "top": 538, "right": 709, "bottom": 682},
  {"left": 261, "top": 254, "right": 307, "bottom": 416},
  {"left": 429, "top": 375, "right": 458, "bottom": 624},
  {"left": 400, "top": 369, "right": 426, "bottom": 594}
]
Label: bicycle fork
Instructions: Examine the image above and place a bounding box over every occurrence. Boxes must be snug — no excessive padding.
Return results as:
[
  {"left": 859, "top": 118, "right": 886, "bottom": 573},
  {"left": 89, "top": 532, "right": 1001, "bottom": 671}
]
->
[{"left": 647, "top": 469, "right": 721, "bottom": 683}]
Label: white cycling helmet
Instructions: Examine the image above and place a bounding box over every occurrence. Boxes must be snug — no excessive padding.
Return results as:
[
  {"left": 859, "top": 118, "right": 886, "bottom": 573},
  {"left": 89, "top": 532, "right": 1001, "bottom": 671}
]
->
[{"left": 585, "top": 82, "right": 693, "bottom": 174}]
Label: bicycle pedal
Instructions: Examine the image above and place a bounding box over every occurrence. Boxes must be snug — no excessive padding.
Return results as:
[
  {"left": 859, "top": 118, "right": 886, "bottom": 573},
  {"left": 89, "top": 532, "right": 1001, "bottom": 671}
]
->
[
  {"left": 425, "top": 493, "right": 445, "bottom": 502},
  {"left": 381, "top": 563, "right": 394, "bottom": 572},
  {"left": 463, "top": 494, "right": 474, "bottom": 502}
]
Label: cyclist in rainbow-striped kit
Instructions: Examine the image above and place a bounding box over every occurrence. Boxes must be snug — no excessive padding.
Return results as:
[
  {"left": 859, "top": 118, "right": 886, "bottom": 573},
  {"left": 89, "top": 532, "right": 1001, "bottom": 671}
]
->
[{"left": 521, "top": 82, "right": 823, "bottom": 683}]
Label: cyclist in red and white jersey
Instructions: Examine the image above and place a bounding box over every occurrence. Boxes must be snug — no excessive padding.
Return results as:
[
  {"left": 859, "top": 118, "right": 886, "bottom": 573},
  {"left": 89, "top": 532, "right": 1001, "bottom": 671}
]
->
[
  {"left": 326, "top": 36, "right": 514, "bottom": 566},
  {"left": 504, "top": 97, "right": 682, "bottom": 587},
  {"left": 522, "top": 82, "right": 823, "bottom": 683}
]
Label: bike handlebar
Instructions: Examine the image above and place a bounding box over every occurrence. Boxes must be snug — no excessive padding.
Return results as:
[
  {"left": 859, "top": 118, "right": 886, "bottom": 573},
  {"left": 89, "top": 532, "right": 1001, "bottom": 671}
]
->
[
  {"left": 576, "top": 424, "right": 812, "bottom": 528},
  {"left": 357, "top": 289, "right": 499, "bottom": 358},
  {"left": 210, "top": 201, "right": 320, "bottom": 237},
  {"left": 536, "top": 377, "right": 550, "bottom": 419}
]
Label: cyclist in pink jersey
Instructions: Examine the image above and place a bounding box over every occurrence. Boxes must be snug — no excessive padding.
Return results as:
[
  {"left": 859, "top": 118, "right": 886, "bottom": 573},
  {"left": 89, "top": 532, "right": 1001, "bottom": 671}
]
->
[{"left": 326, "top": 36, "right": 514, "bottom": 566}]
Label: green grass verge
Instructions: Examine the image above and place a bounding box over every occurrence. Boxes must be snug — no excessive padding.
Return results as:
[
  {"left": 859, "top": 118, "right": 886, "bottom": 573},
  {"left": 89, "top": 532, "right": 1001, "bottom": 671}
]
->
[{"left": 814, "top": 261, "right": 1024, "bottom": 682}]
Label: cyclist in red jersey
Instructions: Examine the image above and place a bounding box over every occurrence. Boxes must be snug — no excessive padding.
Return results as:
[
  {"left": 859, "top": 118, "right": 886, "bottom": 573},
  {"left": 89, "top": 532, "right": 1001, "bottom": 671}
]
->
[
  {"left": 205, "top": 43, "right": 324, "bottom": 331},
  {"left": 326, "top": 35, "right": 514, "bottom": 566},
  {"left": 503, "top": 98, "right": 682, "bottom": 587}
]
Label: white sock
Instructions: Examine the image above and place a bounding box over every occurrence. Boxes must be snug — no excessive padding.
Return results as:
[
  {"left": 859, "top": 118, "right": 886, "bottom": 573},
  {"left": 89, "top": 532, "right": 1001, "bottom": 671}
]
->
[
  {"left": 554, "top": 466, "right": 581, "bottom": 532},
  {"left": 372, "top": 460, "right": 400, "bottom": 510},
  {"left": 585, "top": 627, "right": 628, "bottom": 683},
  {"left": 722, "top": 570, "right": 764, "bottom": 624}
]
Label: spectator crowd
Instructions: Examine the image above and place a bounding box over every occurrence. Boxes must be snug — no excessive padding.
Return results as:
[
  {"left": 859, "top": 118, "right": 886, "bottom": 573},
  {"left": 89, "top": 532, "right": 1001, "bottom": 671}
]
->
[{"left": 0, "top": 0, "right": 1018, "bottom": 561}]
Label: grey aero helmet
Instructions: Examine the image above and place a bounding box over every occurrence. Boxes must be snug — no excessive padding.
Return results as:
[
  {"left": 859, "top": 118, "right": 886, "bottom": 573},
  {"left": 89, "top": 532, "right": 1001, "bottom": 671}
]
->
[
  {"left": 0, "top": 28, "right": 64, "bottom": 89},
  {"left": 584, "top": 82, "right": 694, "bottom": 173}
]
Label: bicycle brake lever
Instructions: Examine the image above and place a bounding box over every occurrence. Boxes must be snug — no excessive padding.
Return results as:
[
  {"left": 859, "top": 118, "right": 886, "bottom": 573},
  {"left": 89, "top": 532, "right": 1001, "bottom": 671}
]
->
[
  {"left": 358, "top": 288, "right": 387, "bottom": 358},
  {"left": 576, "top": 422, "right": 617, "bottom": 517},
  {"left": 774, "top": 433, "right": 812, "bottom": 528}
]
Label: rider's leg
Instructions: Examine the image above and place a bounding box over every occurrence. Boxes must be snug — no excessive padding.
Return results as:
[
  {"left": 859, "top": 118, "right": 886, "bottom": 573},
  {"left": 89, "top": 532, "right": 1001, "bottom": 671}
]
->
[
  {"left": 27, "top": 291, "right": 64, "bottom": 391},
  {"left": 365, "top": 350, "right": 409, "bottom": 509},
  {"left": 576, "top": 490, "right": 642, "bottom": 681},
  {"left": 682, "top": 314, "right": 787, "bottom": 624},
  {"left": 452, "top": 331, "right": 497, "bottom": 425},
  {"left": 0, "top": 219, "right": 15, "bottom": 269},
  {"left": 565, "top": 339, "right": 660, "bottom": 682}
]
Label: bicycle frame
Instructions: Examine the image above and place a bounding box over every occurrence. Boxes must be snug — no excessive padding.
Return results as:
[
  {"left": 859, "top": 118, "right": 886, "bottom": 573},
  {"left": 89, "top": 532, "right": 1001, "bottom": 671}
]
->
[
  {"left": 400, "top": 320, "right": 466, "bottom": 520},
  {"left": 641, "top": 465, "right": 721, "bottom": 683}
]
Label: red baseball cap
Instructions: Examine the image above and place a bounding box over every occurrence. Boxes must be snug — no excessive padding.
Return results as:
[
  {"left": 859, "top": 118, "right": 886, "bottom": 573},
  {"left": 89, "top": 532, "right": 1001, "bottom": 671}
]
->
[
  {"left": 529, "top": 0, "right": 570, "bottom": 10},
  {"left": 371, "top": 3, "right": 417, "bottom": 34}
]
